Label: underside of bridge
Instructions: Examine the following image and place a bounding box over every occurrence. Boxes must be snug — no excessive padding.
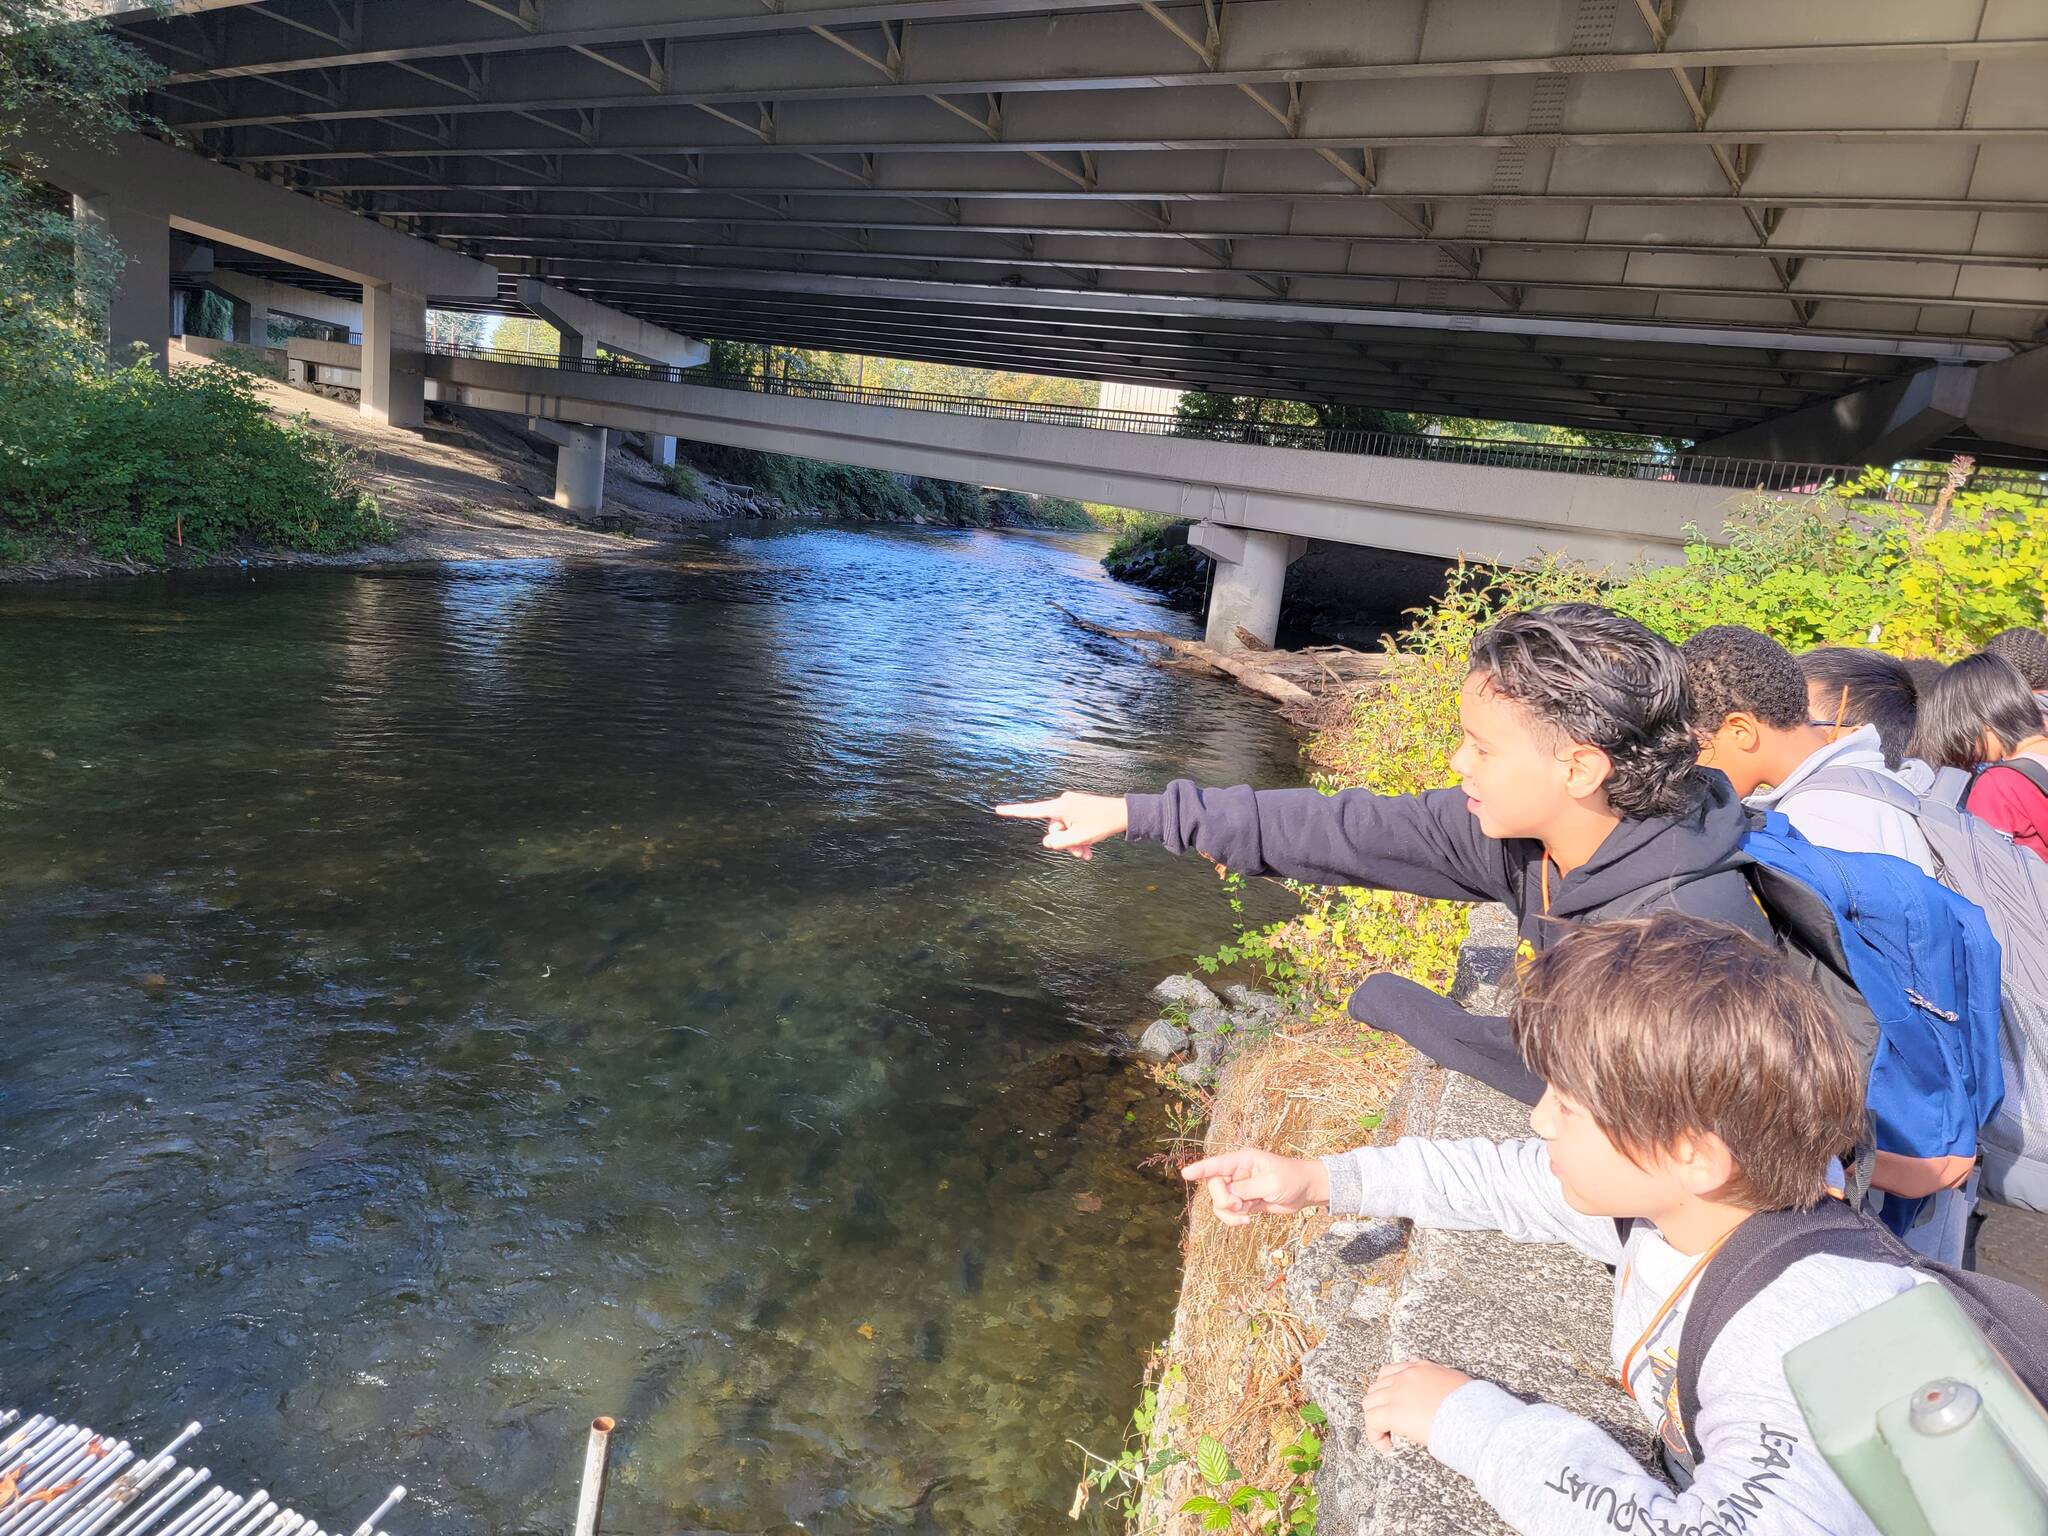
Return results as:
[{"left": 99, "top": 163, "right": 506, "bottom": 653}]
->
[{"left": 107, "top": 0, "right": 2048, "bottom": 460}]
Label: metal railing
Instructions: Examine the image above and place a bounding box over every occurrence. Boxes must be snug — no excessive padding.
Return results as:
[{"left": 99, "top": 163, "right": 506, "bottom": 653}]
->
[{"left": 424, "top": 340, "right": 2047, "bottom": 505}]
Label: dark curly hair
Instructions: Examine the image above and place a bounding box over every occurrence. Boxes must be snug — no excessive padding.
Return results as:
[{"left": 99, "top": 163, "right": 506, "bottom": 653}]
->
[
  {"left": 1468, "top": 604, "right": 1707, "bottom": 819},
  {"left": 1987, "top": 626, "right": 2048, "bottom": 691},
  {"left": 1681, "top": 625, "right": 1808, "bottom": 736}
]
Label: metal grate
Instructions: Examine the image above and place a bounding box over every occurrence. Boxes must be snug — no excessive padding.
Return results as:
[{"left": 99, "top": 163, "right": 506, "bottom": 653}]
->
[{"left": 0, "top": 1411, "right": 403, "bottom": 1536}]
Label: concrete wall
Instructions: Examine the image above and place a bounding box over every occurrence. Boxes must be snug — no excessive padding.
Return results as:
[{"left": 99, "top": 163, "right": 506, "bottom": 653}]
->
[{"left": 420, "top": 354, "right": 1745, "bottom": 570}]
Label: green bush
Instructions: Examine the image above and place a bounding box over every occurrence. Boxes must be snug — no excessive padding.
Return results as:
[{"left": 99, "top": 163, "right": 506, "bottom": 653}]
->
[
  {"left": 1605, "top": 474, "right": 2048, "bottom": 658},
  {"left": 908, "top": 474, "right": 983, "bottom": 523},
  {"left": 682, "top": 443, "right": 923, "bottom": 519},
  {"left": 0, "top": 358, "right": 390, "bottom": 564},
  {"left": 1028, "top": 494, "right": 1095, "bottom": 529},
  {"left": 660, "top": 461, "right": 703, "bottom": 499},
  {"left": 1086, "top": 502, "right": 1169, "bottom": 535}
]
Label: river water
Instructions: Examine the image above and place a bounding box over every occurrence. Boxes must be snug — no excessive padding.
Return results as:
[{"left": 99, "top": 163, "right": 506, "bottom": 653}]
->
[{"left": 0, "top": 527, "right": 1301, "bottom": 1536}]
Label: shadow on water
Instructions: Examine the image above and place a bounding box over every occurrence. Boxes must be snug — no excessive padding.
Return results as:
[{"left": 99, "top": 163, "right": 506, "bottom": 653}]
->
[{"left": 0, "top": 525, "right": 1301, "bottom": 1536}]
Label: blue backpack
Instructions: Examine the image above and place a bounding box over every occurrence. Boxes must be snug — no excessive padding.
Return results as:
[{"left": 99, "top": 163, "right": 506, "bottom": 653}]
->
[
  {"left": 1739, "top": 813, "right": 2005, "bottom": 1231},
  {"left": 1622, "top": 812, "right": 2005, "bottom": 1235}
]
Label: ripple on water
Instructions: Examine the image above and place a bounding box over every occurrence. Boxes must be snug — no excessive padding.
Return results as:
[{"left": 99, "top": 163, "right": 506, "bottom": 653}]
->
[{"left": 0, "top": 527, "right": 1301, "bottom": 1535}]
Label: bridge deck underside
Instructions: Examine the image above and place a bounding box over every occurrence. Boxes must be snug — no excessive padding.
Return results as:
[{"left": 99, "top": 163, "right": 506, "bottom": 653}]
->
[{"left": 123, "top": 0, "right": 2048, "bottom": 449}]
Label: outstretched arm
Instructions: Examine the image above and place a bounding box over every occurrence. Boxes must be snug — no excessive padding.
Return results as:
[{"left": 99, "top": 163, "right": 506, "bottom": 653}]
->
[{"left": 998, "top": 782, "right": 1515, "bottom": 903}]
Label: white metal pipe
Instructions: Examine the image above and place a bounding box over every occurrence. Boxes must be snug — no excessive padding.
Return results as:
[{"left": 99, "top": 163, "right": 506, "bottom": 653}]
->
[
  {"left": 165, "top": 1489, "right": 246, "bottom": 1536},
  {"left": 1, "top": 1419, "right": 53, "bottom": 1460},
  {"left": 178, "top": 1492, "right": 254, "bottom": 1536},
  {"left": 136, "top": 1482, "right": 230, "bottom": 1536},
  {"left": 81, "top": 1427, "right": 206, "bottom": 1536},
  {"left": 45, "top": 1450, "right": 142, "bottom": 1536},
  {"left": 571, "top": 1418, "right": 614, "bottom": 1536},
  {"left": 100, "top": 1467, "right": 208, "bottom": 1536},
  {"left": 2, "top": 1431, "right": 94, "bottom": 1536},
  {"left": 344, "top": 1488, "right": 403, "bottom": 1536},
  {"left": 16, "top": 1443, "right": 135, "bottom": 1536}
]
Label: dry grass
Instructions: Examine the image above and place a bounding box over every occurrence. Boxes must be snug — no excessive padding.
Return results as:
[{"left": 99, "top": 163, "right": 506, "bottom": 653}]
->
[{"left": 1137, "top": 1024, "right": 1412, "bottom": 1534}]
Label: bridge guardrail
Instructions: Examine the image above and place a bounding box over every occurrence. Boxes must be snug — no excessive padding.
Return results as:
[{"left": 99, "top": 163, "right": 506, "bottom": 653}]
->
[{"left": 423, "top": 341, "right": 2046, "bottom": 507}]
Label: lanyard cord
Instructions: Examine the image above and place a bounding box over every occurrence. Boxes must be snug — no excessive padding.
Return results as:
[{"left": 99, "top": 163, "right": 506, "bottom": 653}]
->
[{"left": 1618, "top": 1225, "right": 1738, "bottom": 1394}]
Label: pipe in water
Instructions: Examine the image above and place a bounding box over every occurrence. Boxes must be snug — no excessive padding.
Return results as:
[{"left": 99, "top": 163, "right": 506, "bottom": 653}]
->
[{"left": 571, "top": 1419, "right": 615, "bottom": 1536}]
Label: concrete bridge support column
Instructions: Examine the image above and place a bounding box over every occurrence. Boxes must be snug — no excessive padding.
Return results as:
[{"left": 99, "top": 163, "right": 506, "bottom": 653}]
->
[
  {"left": 360, "top": 281, "right": 426, "bottom": 429},
  {"left": 74, "top": 194, "right": 169, "bottom": 371},
  {"left": 1192, "top": 523, "right": 1309, "bottom": 652},
  {"left": 644, "top": 433, "right": 677, "bottom": 468},
  {"left": 228, "top": 292, "right": 271, "bottom": 347},
  {"left": 546, "top": 423, "right": 609, "bottom": 513}
]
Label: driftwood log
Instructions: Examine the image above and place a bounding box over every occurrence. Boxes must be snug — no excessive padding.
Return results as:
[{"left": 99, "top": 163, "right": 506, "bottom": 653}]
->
[{"left": 1049, "top": 602, "right": 1318, "bottom": 707}]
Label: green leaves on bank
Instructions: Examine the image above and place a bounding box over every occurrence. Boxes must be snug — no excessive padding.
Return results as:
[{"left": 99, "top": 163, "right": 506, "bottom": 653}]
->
[{"left": 0, "top": 357, "right": 392, "bottom": 567}]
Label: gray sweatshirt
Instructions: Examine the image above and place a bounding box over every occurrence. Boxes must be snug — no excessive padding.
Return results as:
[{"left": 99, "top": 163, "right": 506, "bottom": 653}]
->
[
  {"left": 1323, "top": 1136, "right": 1920, "bottom": 1536},
  {"left": 1745, "top": 725, "right": 1936, "bottom": 877}
]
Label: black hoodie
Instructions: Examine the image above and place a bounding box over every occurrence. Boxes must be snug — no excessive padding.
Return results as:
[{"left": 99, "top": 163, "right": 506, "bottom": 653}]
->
[{"left": 1123, "top": 775, "right": 1770, "bottom": 1040}]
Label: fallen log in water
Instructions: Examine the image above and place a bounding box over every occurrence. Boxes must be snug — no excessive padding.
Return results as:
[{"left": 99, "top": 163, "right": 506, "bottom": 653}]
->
[{"left": 1049, "top": 603, "right": 1324, "bottom": 708}]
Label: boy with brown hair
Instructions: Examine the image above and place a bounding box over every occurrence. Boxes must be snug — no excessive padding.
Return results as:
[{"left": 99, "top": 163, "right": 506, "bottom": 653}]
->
[{"left": 1183, "top": 915, "right": 1906, "bottom": 1535}]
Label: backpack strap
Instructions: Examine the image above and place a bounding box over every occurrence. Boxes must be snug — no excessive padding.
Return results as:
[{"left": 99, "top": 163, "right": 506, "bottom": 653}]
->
[
  {"left": 1671, "top": 1202, "right": 1902, "bottom": 1465},
  {"left": 1791, "top": 764, "right": 1922, "bottom": 815},
  {"left": 1930, "top": 764, "right": 1976, "bottom": 810},
  {"left": 1983, "top": 757, "right": 2048, "bottom": 800}
]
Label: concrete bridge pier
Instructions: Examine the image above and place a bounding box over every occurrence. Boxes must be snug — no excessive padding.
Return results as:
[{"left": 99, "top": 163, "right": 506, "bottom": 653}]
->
[
  {"left": 360, "top": 282, "right": 425, "bottom": 429},
  {"left": 227, "top": 290, "right": 270, "bottom": 348},
  {"left": 74, "top": 194, "right": 169, "bottom": 369},
  {"left": 532, "top": 419, "right": 609, "bottom": 513},
  {"left": 1192, "top": 523, "right": 1309, "bottom": 652},
  {"left": 644, "top": 433, "right": 677, "bottom": 468}
]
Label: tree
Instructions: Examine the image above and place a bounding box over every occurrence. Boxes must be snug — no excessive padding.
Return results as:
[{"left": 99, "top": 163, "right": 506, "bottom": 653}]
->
[
  {"left": 427, "top": 309, "right": 489, "bottom": 352},
  {"left": 484, "top": 313, "right": 561, "bottom": 357},
  {"left": 1, "top": 4, "right": 165, "bottom": 379}
]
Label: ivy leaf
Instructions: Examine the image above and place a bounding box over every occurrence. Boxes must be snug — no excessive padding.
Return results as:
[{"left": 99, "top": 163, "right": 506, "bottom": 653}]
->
[{"left": 1298, "top": 1403, "right": 1328, "bottom": 1426}]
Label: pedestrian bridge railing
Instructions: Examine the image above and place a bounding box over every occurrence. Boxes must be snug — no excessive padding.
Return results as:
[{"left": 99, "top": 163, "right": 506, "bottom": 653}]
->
[{"left": 422, "top": 341, "right": 2044, "bottom": 507}]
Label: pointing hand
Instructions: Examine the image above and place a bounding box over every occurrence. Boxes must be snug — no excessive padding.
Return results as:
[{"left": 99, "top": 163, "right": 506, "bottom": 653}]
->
[
  {"left": 1179, "top": 1148, "right": 1331, "bottom": 1225},
  {"left": 994, "top": 791, "right": 1129, "bottom": 861}
]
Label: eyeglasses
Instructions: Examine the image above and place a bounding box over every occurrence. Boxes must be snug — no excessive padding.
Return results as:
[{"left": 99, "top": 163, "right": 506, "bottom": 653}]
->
[{"left": 1809, "top": 719, "right": 1843, "bottom": 729}]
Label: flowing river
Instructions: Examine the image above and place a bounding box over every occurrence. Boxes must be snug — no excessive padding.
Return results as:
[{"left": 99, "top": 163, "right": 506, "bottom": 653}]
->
[{"left": 0, "top": 527, "right": 1301, "bottom": 1536}]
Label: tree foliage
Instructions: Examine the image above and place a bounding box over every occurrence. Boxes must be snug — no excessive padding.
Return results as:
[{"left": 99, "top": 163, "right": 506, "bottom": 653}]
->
[
  {"left": 0, "top": 356, "right": 390, "bottom": 564},
  {"left": 1608, "top": 472, "right": 2048, "bottom": 658},
  {"left": 1176, "top": 390, "right": 1676, "bottom": 453},
  {"left": 0, "top": 5, "right": 388, "bottom": 570}
]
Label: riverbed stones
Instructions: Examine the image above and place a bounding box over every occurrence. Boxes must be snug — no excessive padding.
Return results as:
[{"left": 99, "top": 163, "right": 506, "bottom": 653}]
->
[
  {"left": 1221, "top": 983, "right": 1284, "bottom": 1029},
  {"left": 1150, "top": 973, "right": 1220, "bottom": 1012},
  {"left": 1136, "top": 1018, "right": 1191, "bottom": 1061}
]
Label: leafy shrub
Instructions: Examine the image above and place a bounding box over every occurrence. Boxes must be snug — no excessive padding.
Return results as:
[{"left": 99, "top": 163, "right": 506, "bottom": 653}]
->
[
  {"left": 682, "top": 444, "right": 922, "bottom": 519},
  {"left": 660, "top": 461, "right": 703, "bottom": 499},
  {"left": 0, "top": 358, "right": 390, "bottom": 564},
  {"left": 1087, "top": 502, "right": 1169, "bottom": 535},
  {"left": 1027, "top": 494, "right": 1095, "bottom": 529},
  {"left": 908, "top": 474, "right": 983, "bottom": 523},
  {"left": 1606, "top": 473, "right": 2048, "bottom": 658}
]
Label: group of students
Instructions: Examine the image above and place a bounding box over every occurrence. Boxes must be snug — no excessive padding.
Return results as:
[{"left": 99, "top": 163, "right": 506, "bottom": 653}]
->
[{"left": 996, "top": 608, "right": 2048, "bottom": 1536}]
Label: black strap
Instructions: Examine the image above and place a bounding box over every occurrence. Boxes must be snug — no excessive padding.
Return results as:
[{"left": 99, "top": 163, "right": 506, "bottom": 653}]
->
[
  {"left": 1982, "top": 757, "right": 2048, "bottom": 800},
  {"left": 1671, "top": 1204, "right": 1908, "bottom": 1463}
]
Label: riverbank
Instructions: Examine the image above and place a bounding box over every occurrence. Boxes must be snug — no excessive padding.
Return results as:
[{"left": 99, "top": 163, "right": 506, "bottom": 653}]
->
[{"left": 0, "top": 345, "right": 1113, "bottom": 585}]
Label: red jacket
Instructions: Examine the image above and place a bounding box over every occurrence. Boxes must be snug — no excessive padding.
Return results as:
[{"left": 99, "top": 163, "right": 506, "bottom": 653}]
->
[{"left": 1967, "top": 758, "right": 2048, "bottom": 860}]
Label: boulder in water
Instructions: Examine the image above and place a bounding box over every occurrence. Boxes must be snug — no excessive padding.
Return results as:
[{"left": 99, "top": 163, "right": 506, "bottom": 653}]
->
[
  {"left": 1135, "top": 1018, "right": 1190, "bottom": 1061},
  {"left": 1150, "top": 974, "right": 1220, "bottom": 1012}
]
